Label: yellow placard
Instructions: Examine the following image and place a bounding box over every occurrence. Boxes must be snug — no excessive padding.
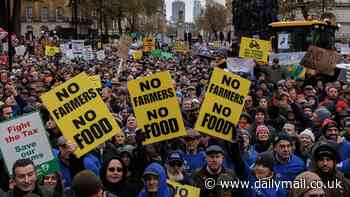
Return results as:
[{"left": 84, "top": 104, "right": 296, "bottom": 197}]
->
[
  {"left": 132, "top": 50, "right": 143, "bottom": 60},
  {"left": 45, "top": 46, "right": 59, "bottom": 57},
  {"left": 213, "top": 41, "right": 220, "bottom": 49},
  {"left": 167, "top": 180, "right": 200, "bottom": 197},
  {"left": 175, "top": 41, "right": 188, "bottom": 53},
  {"left": 127, "top": 71, "right": 186, "bottom": 145},
  {"left": 143, "top": 37, "right": 155, "bottom": 52},
  {"left": 239, "top": 37, "right": 271, "bottom": 63},
  {"left": 88, "top": 75, "right": 102, "bottom": 89},
  {"left": 40, "top": 72, "right": 121, "bottom": 157},
  {"left": 195, "top": 67, "right": 251, "bottom": 141}
]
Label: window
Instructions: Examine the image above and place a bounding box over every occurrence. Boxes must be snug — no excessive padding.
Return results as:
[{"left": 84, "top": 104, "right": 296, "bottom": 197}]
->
[
  {"left": 41, "top": 7, "right": 49, "bottom": 20},
  {"left": 26, "top": 7, "right": 33, "bottom": 20},
  {"left": 56, "top": 7, "right": 64, "bottom": 19}
]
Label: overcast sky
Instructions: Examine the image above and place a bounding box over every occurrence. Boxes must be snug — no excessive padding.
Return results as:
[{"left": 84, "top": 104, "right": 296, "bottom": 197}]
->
[{"left": 165, "top": 0, "right": 225, "bottom": 23}]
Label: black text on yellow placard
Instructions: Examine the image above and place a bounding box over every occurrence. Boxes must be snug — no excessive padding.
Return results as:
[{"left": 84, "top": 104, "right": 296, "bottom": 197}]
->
[
  {"left": 195, "top": 68, "right": 251, "bottom": 141},
  {"left": 40, "top": 72, "right": 121, "bottom": 157},
  {"left": 128, "top": 72, "right": 186, "bottom": 144}
]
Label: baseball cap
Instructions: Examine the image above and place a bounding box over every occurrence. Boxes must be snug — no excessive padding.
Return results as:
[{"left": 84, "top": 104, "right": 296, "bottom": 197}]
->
[
  {"left": 206, "top": 145, "right": 224, "bottom": 155},
  {"left": 166, "top": 151, "right": 184, "bottom": 163}
]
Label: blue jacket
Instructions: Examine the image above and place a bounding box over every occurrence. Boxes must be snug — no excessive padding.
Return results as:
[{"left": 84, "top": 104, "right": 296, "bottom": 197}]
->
[
  {"left": 53, "top": 149, "right": 101, "bottom": 187},
  {"left": 338, "top": 140, "right": 350, "bottom": 162},
  {"left": 181, "top": 150, "right": 206, "bottom": 174},
  {"left": 240, "top": 161, "right": 287, "bottom": 197},
  {"left": 138, "top": 163, "right": 172, "bottom": 197},
  {"left": 273, "top": 154, "right": 306, "bottom": 181},
  {"left": 337, "top": 158, "right": 350, "bottom": 174}
]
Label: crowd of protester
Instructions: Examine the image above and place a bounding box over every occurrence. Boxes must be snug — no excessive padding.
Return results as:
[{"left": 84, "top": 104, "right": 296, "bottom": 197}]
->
[{"left": 0, "top": 36, "right": 350, "bottom": 197}]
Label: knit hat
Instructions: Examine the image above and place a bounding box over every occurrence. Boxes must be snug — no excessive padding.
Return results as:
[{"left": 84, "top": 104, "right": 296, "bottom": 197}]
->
[
  {"left": 289, "top": 171, "right": 323, "bottom": 197},
  {"left": 322, "top": 118, "right": 338, "bottom": 130},
  {"left": 255, "top": 152, "right": 275, "bottom": 170},
  {"left": 273, "top": 133, "right": 292, "bottom": 146},
  {"left": 71, "top": 170, "right": 103, "bottom": 197},
  {"left": 299, "top": 129, "right": 315, "bottom": 142},
  {"left": 313, "top": 143, "right": 338, "bottom": 163},
  {"left": 256, "top": 125, "right": 269, "bottom": 135},
  {"left": 314, "top": 107, "right": 331, "bottom": 123}
]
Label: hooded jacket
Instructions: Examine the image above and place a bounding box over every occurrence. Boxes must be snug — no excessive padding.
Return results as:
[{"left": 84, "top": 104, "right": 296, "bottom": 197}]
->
[
  {"left": 138, "top": 163, "right": 172, "bottom": 197},
  {"left": 311, "top": 143, "right": 350, "bottom": 197}
]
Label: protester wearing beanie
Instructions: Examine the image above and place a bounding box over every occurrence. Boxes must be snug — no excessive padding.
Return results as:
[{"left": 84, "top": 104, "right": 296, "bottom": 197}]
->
[
  {"left": 311, "top": 143, "right": 350, "bottom": 197},
  {"left": 298, "top": 129, "right": 315, "bottom": 167},
  {"left": 272, "top": 133, "right": 306, "bottom": 181},
  {"left": 253, "top": 125, "right": 272, "bottom": 153},
  {"left": 312, "top": 107, "right": 331, "bottom": 139},
  {"left": 288, "top": 171, "right": 325, "bottom": 197},
  {"left": 316, "top": 118, "right": 350, "bottom": 162}
]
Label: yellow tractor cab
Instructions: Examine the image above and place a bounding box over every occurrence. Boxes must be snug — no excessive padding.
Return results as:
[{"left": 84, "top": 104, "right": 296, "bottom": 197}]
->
[{"left": 270, "top": 20, "right": 338, "bottom": 53}]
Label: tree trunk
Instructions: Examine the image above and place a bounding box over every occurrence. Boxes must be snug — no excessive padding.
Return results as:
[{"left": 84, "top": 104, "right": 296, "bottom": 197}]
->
[
  {"left": 0, "top": 0, "right": 7, "bottom": 28},
  {"left": 12, "top": 0, "right": 21, "bottom": 36},
  {"left": 117, "top": 15, "right": 122, "bottom": 35}
]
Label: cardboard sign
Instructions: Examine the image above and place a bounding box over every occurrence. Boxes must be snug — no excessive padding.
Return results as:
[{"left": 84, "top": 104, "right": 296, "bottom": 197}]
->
[
  {"left": 300, "top": 45, "right": 342, "bottom": 76},
  {"left": 167, "top": 180, "right": 200, "bottom": 197},
  {"left": 132, "top": 50, "right": 143, "bottom": 60},
  {"left": 127, "top": 72, "right": 186, "bottom": 145},
  {"left": 195, "top": 67, "right": 251, "bottom": 141},
  {"left": 239, "top": 37, "right": 271, "bottom": 63},
  {"left": 40, "top": 72, "right": 121, "bottom": 157},
  {"left": 269, "top": 52, "right": 306, "bottom": 66},
  {"left": 89, "top": 75, "right": 102, "bottom": 89},
  {"left": 45, "top": 46, "right": 59, "bottom": 56},
  {"left": 143, "top": 37, "right": 155, "bottom": 52},
  {"left": 0, "top": 112, "right": 59, "bottom": 177}
]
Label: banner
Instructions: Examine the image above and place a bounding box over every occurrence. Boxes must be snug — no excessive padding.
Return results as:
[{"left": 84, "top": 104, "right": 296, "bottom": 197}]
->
[
  {"left": 45, "top": 46, "right": 59, "bottom": 56},
  {"left": 167, "top": 180, "right": 200, "bottom": 197},
  {"left": 127, "top": 72, "right": 186, "bottom": 145},
  {"left": 239, "top": 37, "right": 271, "bottom": 63},
  {"left": 195, "top": 67, "right": 251, "bottom": 141},
  {"left": 40, "top": 72, "right": 121, "bottom": 157},
  {"left": 0, "top": 112, "right": 59, "bottom": 177},
  {"left": 143, "top": 37, "right": 155, "bottom": 52},
  {"left": 300, "top": 45, "right": 342, "bottom": 76}
]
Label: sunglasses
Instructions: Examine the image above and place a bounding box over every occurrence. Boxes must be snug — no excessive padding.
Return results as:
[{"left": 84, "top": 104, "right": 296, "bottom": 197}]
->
[
  {"left": 169, "top": 161, "right": 183, "bottom": 167},
  {"left": 108, "top": 167, "right": 123, "bottom": 173}
]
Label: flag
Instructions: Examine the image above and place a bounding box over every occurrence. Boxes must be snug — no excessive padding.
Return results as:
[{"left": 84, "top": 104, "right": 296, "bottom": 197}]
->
[{"left": 0, "top": 27, "right": 8, "bottom": 40}]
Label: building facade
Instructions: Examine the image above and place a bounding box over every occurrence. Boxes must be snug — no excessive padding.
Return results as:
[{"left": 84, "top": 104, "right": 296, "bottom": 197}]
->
[
  {"left": 172, "top": 0, "right": 186, "bottom": 23},
  {"left": 21, "top": 0, "right": 94, "bottom": 38},
  {"left": 193, "top": 0, "right": 203, "bottom": 22}
]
